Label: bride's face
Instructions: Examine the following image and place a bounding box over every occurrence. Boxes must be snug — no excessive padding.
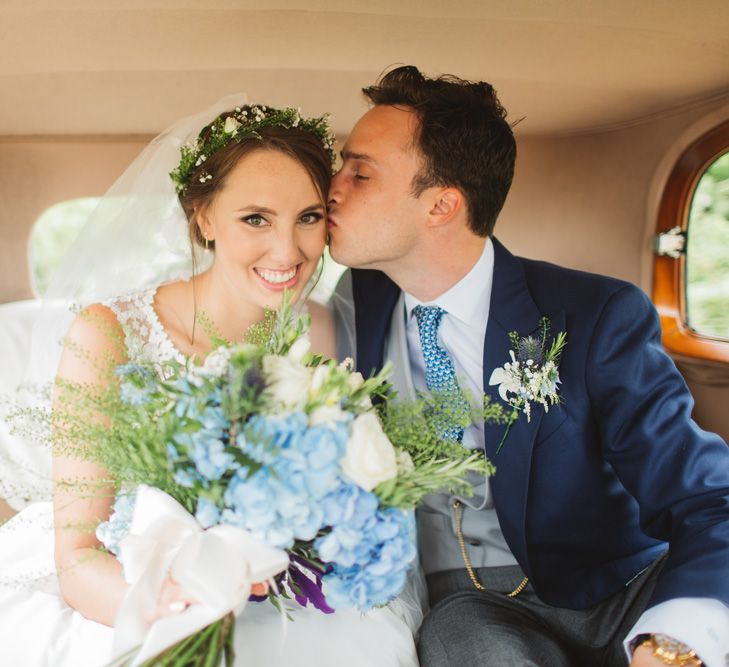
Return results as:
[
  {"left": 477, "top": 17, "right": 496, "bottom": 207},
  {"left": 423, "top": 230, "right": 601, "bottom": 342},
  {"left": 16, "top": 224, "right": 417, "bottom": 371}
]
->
[{"left": 200, "top": 148, "right": 326, "bottom": 309}]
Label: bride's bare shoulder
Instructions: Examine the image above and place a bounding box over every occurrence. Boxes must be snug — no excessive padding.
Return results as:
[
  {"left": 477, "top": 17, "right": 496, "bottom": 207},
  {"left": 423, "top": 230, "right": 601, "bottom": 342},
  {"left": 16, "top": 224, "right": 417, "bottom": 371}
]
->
[
  {"left": 58, "top": 303, "right": 127, "bottom": 382},
  {"left": 306, "top": 300, "right": 336, "bottom": 361}
]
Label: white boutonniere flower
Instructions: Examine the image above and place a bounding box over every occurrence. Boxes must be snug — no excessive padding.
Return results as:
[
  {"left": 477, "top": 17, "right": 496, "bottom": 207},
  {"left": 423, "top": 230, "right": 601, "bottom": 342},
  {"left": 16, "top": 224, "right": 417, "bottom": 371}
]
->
[{"left": 488, "top": 317, "right": 567, "bottom": 453}]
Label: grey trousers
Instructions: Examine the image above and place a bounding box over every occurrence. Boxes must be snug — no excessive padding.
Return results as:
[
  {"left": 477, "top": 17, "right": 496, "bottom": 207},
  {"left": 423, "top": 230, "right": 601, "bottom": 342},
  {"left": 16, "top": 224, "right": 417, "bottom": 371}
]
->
[{"left": 417, "top": 554, "right": 666, "bottom": 667}]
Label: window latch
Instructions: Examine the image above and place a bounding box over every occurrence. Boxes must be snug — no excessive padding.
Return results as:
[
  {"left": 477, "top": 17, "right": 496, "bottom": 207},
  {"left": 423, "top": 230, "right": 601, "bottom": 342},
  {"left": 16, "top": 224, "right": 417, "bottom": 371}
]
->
[{"left": 654, "top": 227, "right": 686, "bottom": 258}]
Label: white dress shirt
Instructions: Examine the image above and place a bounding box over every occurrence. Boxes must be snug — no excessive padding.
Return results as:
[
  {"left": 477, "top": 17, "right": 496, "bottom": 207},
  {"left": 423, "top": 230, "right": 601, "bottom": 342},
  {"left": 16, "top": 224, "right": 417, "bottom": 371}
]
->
[{"left": 404, "top": 237, "right": 493, "bottom": 456}]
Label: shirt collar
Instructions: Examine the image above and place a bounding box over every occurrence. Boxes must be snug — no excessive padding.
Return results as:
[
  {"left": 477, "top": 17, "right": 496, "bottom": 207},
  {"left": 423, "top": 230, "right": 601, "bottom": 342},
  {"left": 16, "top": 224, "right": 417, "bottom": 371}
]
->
[{"left": 404, "top": 237, "right": 493, "bottom": 331}]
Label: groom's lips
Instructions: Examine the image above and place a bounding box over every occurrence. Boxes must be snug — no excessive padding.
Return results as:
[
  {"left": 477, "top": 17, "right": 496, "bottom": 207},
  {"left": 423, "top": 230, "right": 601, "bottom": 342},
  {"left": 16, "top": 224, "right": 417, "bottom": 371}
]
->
[{"left": 327, "top": 216, "right": 338, "bottom": 230}]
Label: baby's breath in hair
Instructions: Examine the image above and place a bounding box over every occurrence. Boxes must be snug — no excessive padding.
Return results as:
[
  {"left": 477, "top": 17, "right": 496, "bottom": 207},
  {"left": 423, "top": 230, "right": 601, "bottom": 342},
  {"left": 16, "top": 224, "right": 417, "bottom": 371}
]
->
[{"left": 170, "top": 105, "right": 337, "bottom": 194}]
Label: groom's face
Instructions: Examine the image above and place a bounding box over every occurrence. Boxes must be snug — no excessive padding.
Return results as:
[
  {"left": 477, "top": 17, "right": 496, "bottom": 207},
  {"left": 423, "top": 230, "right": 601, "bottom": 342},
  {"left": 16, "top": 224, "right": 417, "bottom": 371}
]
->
[{"left": 328, "top": 105, "right": 430, "bottom": 271}]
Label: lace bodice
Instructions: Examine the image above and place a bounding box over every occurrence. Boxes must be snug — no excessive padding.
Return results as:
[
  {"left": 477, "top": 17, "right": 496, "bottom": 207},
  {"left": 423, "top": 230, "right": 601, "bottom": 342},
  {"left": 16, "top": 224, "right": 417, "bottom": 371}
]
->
[{"left": 104, "top": 287, "right": 186, "bottom": 365}]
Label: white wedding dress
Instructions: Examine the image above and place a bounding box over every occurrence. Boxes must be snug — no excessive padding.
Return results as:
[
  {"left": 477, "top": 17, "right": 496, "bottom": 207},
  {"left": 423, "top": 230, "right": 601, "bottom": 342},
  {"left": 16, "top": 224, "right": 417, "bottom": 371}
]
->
[{"left": 0, "top": 287, "right": 423, "bottom": 667}]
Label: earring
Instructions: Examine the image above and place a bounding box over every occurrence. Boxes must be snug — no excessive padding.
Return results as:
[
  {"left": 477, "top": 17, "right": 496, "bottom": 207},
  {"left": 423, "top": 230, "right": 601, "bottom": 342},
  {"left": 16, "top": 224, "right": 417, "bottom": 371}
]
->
[{"left": 204, "top": 235, "right": 210, "bottom": 251}]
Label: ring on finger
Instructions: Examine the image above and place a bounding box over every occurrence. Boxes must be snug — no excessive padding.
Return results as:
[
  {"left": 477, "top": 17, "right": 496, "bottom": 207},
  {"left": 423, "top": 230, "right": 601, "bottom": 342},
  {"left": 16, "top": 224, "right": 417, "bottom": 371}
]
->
[{"left": 168, "top": 600, "right": 188, "bottom": 614}]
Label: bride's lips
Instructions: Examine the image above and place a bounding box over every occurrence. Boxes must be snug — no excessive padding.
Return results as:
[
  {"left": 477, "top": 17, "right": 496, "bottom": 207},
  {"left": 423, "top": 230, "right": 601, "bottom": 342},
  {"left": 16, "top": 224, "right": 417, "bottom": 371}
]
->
[{"left": 253, "top": 264, "right": 301, "bottom": 291}]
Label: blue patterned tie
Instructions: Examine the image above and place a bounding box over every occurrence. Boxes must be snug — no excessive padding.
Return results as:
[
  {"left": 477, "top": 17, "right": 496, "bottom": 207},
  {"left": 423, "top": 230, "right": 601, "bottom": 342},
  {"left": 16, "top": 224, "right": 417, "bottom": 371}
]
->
[{"left": 413, "top": 305, "right": 467, "bottom": 442}]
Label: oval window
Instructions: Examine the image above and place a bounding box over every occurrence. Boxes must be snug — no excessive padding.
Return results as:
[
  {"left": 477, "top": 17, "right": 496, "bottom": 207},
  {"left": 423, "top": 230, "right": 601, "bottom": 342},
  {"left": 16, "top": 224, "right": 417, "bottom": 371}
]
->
[{"left": 686, "top": 152, "right": 729, "bottom": 341}]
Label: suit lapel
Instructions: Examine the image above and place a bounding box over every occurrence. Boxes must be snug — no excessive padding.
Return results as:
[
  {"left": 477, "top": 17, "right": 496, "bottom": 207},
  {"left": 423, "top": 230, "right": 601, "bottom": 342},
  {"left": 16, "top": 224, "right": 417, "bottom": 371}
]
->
[
  {"left": 483, "top": 238, "right": 563, "bottom": 571},
  {"left": 351, "top": 269, "right": 401, "bottom": 378}
]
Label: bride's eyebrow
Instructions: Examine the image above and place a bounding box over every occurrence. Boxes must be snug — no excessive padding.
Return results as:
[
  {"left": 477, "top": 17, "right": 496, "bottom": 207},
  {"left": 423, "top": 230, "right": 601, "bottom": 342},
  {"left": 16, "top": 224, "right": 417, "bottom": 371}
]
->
[
  {"left": 234, "top": 204, "right": 325, "bottom": 215},
  {"left": 299, "top": 203, "right": 326, "bottom": 213},
  {"left": 235, "top": 205, "right": 277, "bottom": 214}
]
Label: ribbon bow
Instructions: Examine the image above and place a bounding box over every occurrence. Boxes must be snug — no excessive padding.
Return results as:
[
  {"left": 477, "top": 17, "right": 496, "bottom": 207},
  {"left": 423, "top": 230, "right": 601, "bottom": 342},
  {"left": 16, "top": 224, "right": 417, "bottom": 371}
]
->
[{"left": 112, "top": 485, "right": 289, "bottom": 665}]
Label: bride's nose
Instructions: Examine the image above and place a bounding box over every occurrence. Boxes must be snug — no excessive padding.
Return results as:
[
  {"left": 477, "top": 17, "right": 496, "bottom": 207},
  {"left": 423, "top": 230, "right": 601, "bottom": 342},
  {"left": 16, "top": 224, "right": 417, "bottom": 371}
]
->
[{"left": 268, "top": 225, "right": 304, "bottom": 265}]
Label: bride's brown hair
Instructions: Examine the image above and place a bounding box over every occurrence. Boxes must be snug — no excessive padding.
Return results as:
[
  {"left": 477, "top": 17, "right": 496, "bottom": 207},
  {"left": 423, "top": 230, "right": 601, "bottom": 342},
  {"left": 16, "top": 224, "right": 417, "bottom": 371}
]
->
[{"left": 178, "top": 108, "right": 333, "bottom": 251}]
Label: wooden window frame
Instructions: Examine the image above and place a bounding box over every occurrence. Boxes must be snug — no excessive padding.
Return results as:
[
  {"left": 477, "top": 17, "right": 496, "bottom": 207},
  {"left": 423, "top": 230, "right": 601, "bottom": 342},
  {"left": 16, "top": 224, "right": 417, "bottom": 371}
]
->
[{"left": 654, "top": 119, "right": 729, "bottom": 363}]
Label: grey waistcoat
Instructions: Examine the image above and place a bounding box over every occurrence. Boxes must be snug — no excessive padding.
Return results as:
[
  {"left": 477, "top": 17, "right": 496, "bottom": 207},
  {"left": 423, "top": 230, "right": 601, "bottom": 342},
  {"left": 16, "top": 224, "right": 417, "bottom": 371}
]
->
[{"left": 384, "top": 294, "right": 518, "bottom": 574}]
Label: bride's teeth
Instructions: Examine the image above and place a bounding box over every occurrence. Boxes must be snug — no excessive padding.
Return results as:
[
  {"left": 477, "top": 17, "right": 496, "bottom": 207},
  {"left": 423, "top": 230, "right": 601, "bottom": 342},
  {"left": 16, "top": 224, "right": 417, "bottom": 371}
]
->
[{"left": 256, "top": 267, "right": 297, "bottom": 284}]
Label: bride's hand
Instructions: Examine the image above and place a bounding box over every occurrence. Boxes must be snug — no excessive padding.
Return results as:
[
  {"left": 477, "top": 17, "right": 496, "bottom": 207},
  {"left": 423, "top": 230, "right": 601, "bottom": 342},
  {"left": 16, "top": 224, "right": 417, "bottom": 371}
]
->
[
  {"left": 145, "top": 577, "right": 269, "bottom": 624},
  {"left": 145, "top": 575, "right": 197, "bottom": 624}
]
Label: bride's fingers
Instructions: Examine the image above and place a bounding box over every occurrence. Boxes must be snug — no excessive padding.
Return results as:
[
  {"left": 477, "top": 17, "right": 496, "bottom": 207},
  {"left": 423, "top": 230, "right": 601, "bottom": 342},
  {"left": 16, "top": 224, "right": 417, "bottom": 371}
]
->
[
  {"left": 251, "top": 581, "right": 269, "bottom": 596},
  {"left": 145, "top": 576, "right": 196, "bottom": 623}
]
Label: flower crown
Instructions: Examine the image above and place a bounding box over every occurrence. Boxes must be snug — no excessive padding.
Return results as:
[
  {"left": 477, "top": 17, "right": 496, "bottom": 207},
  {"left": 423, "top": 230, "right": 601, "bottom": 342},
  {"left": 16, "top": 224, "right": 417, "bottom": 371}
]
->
[{"left": 170, "top": 105, "right": 337, "bottom": 194}]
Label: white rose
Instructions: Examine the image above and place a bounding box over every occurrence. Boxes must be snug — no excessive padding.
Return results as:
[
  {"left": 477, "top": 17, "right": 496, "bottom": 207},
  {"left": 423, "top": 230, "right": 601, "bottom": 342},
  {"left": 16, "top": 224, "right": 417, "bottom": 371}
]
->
[
  {"left": 341, "top": 412, "right": 398, "bottom": 492},
  {"left": 223, "top": 116, "right": 241, "bottom": 134},
  {"left": 262, "top": 354, "right": 312, "bottom": 410}
]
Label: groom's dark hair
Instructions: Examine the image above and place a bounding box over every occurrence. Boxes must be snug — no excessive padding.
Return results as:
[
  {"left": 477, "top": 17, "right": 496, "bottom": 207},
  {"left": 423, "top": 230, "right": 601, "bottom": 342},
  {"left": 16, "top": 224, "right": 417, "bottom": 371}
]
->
[{"left": 363, "top": 65, "right": 516, "bottom": 237}]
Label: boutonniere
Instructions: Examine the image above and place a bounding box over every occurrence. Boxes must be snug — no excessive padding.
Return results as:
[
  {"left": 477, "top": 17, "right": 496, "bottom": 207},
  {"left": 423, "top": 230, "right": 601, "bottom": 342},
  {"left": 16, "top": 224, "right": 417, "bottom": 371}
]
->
[{"left": 488, "top": 316, "right": 567, "bottom": 453}]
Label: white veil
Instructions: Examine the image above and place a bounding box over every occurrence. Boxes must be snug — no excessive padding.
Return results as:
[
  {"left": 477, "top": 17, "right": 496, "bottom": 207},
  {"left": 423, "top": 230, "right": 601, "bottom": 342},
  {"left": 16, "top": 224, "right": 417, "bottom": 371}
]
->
[
  {"left": 27, "top": 93, "right": 251, "bottom": 386},
  {"left": 0, "top": 94, "right": 247, "bottom": 509}
]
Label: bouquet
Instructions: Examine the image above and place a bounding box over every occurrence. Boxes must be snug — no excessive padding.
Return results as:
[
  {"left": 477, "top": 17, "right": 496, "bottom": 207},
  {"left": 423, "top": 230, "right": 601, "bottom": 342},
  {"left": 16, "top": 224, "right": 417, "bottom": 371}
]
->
[{"left": 53, "top": 296, "right": 500, "bottom": 666}]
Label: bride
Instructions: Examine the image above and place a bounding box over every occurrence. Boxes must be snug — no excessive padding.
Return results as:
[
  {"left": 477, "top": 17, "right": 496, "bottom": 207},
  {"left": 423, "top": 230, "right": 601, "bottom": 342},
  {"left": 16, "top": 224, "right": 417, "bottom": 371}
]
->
[{"left": 0, "top": 97, "right": 422, "bottom": 666}]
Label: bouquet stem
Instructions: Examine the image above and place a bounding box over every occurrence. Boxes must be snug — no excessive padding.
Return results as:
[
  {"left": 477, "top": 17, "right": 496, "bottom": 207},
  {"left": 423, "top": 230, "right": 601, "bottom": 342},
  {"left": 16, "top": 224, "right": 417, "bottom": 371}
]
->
[{"left": 138, "top": 614, "right": 235, "bottom": 667}]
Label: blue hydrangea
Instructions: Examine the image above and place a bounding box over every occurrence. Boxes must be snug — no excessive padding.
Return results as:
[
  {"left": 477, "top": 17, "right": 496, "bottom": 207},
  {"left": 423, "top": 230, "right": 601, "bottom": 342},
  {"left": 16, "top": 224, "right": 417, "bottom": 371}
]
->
[
  {"left": 170, "top": 405, "right": 234, "bottom": 484},
  {"left": 116, "top": 363, "right": 155, "bottom": 406},
  {"left": 220, "top": 413, "right": 349, "bottom": 549},
  {"left": 318, "top": 507, "right": 417, "bottom": 610},
  {"left": 119, "top": 381, "right": 150, "bottom": 406},
  {"left": 195, "top": 497, "right": 221, "bottom": 528},
  {"left": 96, "top": 492, "right": 136, "bottom": 556}
]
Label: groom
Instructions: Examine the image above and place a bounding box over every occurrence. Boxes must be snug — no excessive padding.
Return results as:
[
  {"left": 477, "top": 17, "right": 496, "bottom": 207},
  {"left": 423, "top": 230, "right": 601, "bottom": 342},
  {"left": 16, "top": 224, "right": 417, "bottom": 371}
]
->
[{"left": 328, "top": 66, "right": 729, "bottom": 666}]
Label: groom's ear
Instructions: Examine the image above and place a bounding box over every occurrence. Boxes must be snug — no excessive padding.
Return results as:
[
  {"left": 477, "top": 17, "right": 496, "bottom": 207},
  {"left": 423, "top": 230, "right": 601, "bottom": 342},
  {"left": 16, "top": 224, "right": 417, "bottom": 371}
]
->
[{"left": 426, "top": 189, "right": 463, "bottom": 228}]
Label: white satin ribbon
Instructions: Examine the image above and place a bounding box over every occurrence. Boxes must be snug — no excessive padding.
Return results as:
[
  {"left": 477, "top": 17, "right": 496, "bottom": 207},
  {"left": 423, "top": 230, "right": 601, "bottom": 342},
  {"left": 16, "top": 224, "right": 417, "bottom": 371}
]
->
[{"left": 112, "top": 485, "right": 289, "bottom": 666}]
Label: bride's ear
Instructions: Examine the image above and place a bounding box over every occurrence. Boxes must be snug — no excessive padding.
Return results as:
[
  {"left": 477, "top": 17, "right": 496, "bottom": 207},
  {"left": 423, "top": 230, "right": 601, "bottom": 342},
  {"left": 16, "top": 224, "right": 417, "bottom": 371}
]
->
[
  {"left": 195, "top": 206, "right": 214, "bottom": 242},
  {"left": 426, "top": 188, "right": 463, "bottom": 228}
]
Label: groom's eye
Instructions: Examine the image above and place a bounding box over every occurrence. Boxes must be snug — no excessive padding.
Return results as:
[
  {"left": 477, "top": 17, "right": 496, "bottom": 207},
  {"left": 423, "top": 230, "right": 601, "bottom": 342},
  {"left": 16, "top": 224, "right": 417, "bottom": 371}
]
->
[{"left": 354, "top": 173, "right": 370, "bottom": 181}]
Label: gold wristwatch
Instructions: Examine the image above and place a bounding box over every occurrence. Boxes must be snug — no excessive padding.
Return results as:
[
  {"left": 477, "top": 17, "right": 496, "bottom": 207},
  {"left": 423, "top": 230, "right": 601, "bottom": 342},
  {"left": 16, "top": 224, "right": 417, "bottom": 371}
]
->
[{"left": 638, "top": 633, "right": 703, "bottom": 666}]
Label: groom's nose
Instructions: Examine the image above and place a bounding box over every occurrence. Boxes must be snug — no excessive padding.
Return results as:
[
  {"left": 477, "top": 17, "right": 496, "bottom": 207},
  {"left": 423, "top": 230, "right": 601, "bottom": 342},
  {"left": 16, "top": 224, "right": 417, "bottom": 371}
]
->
[{"left": 328, "top": 171, "right": 343, "bottom": 208}]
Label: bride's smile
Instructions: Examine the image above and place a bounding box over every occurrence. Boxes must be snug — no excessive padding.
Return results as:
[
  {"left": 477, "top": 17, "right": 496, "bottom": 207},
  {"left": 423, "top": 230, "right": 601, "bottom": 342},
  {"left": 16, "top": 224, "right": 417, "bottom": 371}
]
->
[{"left": 253, "top": 264, "right": 301, "bottom": 289}]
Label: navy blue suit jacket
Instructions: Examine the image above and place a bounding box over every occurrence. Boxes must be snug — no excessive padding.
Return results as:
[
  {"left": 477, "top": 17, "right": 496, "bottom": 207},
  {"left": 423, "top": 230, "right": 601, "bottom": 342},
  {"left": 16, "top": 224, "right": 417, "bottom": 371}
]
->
[{"left": 348, "top": 237, "right": 729, "bottom": 610}]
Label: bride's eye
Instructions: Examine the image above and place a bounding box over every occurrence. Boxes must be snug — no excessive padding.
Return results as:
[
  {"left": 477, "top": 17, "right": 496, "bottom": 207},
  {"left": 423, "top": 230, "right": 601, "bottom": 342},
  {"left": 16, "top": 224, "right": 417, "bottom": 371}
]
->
[
  {"left": 242, "top": 214, "right": 268, "bottom": 227},
  {"left": 299, "top": 212, "right": 324, "bottom": 225}
]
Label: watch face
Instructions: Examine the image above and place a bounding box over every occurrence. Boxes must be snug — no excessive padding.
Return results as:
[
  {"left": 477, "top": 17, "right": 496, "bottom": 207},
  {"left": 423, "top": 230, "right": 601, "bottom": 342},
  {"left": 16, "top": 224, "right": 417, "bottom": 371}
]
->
[{"left": 652, "top": 634, "right": 701, "bottom": 666}]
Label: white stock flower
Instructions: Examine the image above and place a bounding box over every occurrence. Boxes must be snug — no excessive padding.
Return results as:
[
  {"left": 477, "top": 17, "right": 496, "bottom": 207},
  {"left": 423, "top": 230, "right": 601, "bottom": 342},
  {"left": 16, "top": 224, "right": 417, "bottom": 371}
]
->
[
  {"left": 262, "top": 354, "right": 312, "bottom": 410},
  {"left": 310, "top": 364, "right": 330, "bottom": 396},
  {"left": 396, "top": 449, "right": 414, "bottom": 473},
  {"left": 338, "top": 357, "right": 354, "bottom": 372},
  {"left": 347, "top": 371, "right": 365, "bottom": 393},
  {"left": 309, "top": 404, "right": 348, "bottom": 426},
  {"left": 223, "top": 116, "right": 241, "bottom": 134},
  {"left": 341, "top": 412, "right": 398, "bottom": 492},
  {"left": 194, "top": 346, "right": 232, "bottom": 378}
]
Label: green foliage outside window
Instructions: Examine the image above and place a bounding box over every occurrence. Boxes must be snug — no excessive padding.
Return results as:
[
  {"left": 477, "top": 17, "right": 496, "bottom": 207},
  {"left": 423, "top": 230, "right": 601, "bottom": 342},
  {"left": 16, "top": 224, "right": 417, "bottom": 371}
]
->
[
  {"left": 686, "top": 152, "right": 729, "bottom": 340},
  {"left": 29, "top": 198, "right": 99, "bottom": 295}
]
